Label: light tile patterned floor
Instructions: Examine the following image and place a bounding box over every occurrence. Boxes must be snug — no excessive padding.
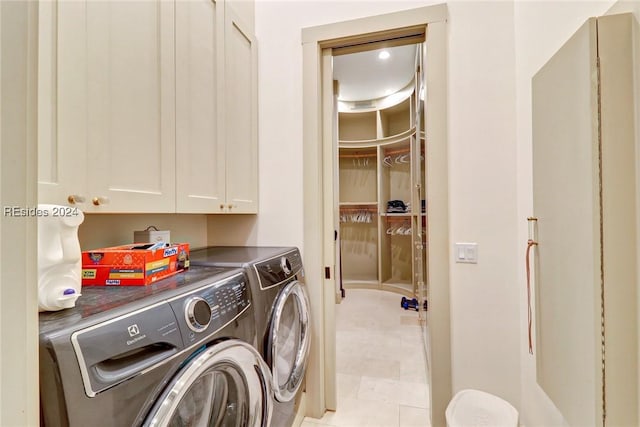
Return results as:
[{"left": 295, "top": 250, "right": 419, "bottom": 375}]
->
[{"left": 303, "top": 289, "right": 431, "bottom": 427}]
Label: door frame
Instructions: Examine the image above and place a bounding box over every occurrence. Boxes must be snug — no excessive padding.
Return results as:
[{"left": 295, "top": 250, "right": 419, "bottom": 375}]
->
[{"left": 302, "top": 4, "right": 451, "bottom": 425}]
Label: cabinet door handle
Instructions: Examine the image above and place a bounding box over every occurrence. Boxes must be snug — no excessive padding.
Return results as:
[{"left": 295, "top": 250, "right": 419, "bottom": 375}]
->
[
  {"left": 220, "top": 204, "right": 225, "bottom": 210},
  {"left": 92, "top": 196, "right": 110, "bottom": 206},
  {"left": 67, "top": 195, "right": 85, "bottom": 204}
]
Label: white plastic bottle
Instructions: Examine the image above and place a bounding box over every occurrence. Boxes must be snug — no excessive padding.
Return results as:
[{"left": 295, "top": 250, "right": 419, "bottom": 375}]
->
[{"left": 38, "top": 204, "right": 85, "bottom": 312}]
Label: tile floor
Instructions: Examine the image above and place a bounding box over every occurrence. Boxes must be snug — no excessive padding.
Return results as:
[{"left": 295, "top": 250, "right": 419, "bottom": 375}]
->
[{"left": 302, "top": 289, "right": 431, "bottom": 427}]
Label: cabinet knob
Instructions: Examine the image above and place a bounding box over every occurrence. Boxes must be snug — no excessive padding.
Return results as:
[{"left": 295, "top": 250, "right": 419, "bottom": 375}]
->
[
  {"left": 220, "top": 204, "right": 225, "bottom": 210},
  {"left": 92, "top": 196, "right": 110, "bottom": 206},
  {"left": 67, "top": 195, "right": 85, "bottom": 204},
  {"left": 228, "top": 204, "right": 233, "bottom": 210}
]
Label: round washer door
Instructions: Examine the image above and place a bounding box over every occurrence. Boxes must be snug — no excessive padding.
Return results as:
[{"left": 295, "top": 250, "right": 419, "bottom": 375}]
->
[
  {"left": 268, "top": 280, "right": 311, "bottom": 402},
  {"left": 144, "top": 340, "right": 272, "bottom": 427}
]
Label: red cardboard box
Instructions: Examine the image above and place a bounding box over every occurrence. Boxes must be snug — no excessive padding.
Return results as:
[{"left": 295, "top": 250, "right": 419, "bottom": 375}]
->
[{"left": 82, "top": 243, "right": 190, "bottom": 286}]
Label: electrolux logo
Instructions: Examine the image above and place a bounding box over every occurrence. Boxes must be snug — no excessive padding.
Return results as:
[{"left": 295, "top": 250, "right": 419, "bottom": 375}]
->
[
  {"left": 126, "top": 324, "right": 147, "bottom": 346},
  {"left": 128, "top": 324, "right": 140, "bottom": 337}
]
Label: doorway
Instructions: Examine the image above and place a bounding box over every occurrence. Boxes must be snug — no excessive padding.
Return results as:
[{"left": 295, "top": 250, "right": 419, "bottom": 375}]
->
[
  {"left": 334, "top": 42, "right": 425, "bottom": 299},
  {"left": 302, "top": 4, "right": 451, "bottom": 426}
]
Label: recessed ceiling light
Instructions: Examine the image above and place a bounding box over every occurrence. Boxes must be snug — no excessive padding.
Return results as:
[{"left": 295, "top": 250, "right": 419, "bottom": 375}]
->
[{"left": 378, "top": 50, "right": 390, "bottom": 60}]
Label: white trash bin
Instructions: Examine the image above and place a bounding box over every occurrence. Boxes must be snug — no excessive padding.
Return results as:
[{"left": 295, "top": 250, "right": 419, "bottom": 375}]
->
[{"left": 446, "top": 389, "right": 518, "bottom": 427}]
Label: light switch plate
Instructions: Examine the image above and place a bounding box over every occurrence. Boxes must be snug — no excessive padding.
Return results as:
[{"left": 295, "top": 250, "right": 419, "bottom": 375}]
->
[{"left": 455, "top": 243, "right": 478, "bottom": 264}]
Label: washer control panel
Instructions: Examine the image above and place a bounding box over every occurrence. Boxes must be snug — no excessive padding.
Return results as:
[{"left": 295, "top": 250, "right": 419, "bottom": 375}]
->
[
  {"left": 170, "top": 272, "right": 251, "bottom": 345},
  {"left": 68, "top": 270, "right": 251, "bottom": 398},
  {"left": 253, "top": 249, "right": 303, "bottom": 289}
]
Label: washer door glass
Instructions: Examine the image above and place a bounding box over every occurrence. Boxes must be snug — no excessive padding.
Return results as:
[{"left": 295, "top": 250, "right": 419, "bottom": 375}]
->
[
  {"left": 269, "top": 280, "right": 311, "bottom": 402},
  {"left": 169, "top": 369, "right": 241, "bottom": 427},
  {"left": 145, "top": 340, "right": 272, "bottom": 427}
]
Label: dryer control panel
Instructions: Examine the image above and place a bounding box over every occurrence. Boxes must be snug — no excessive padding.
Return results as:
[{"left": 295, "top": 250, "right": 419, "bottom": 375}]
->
[
  {"left": 252, "top": 249, "right": 303, "bottom": 290},
  {"left": 169, "top": 272, "right": 252, "bottom": 346}
]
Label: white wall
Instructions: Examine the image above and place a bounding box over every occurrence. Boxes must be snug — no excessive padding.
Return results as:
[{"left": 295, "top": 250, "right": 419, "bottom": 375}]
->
[
  {"left": 447, "top": 0, "right": 521, "bottom": 405},
  {"left": 513, "top": 1, "right": 618, "bottom": 425},
  {"left": 255, "top": 0, "right": 522, "bottom": 414},
  {"left": 79, "top": 214, "right": 210, "bottom": 249}
]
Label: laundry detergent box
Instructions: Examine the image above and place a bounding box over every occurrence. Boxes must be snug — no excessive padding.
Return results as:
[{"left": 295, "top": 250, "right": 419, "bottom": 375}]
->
[{"left": 81, "top": 243, "right": 190, "bottom": 286}]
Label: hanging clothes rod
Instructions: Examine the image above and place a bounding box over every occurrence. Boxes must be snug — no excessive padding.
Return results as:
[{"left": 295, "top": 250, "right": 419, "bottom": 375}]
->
[
  {"left": 384, "top": 147, "right": 410, "bottom": 156},
  {"left": 384, "top": 215, "right": 411, "bottom": 221},
  {"left": 339, "top": 205, "right": 378, "bottom": 211},
  {"left": 339, "top": 152, "right": 377, "bottom": 158}
]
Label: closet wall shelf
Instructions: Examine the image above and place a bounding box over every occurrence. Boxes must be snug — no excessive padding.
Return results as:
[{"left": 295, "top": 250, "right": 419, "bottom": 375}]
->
[
  {"left": 338, "top": 152, "right": 377, "bottom": 158},
  {"left": 339, "top": 127, "right": 416, "bottom": 148}
]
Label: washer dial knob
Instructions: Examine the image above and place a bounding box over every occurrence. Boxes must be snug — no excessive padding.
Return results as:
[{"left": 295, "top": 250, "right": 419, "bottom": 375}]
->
[
  {"left": 185, "top": 297, "right": 211, "bottom": 332},
  {"left": 281, "top": 256, "right": 292, "bottom": 275}
]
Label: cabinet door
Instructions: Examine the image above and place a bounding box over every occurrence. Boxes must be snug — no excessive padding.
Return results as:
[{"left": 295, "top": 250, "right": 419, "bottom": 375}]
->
[
  {"left": 533, "top": 18, "right": 603, "bottom": 426},
  {"left": 85, "top": 0, "right": 176, "bottom": 213},
  {"left": 175, "top": 0, "right": 226, "bottom": 213},
  {"left": 38, "top": 1, "right": 88, "bottom": 207},
  {"left": 224, "top": 7, "right": 258, "bottom": 213},
  {"left": 533, "top": 14, "right": 639, "bottom": 426}
]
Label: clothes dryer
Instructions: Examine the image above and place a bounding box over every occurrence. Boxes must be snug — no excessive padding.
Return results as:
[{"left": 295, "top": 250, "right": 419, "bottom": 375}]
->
[
  {"left": 39, "top": 266, "right": 272, "bottom": 427},
  {"left": 190, "top": 247, "right": 311, "bottom": 427}
]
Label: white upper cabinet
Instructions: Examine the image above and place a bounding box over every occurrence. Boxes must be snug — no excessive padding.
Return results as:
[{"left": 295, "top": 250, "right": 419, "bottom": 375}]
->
[
  {"left": 223, "top": 6, "right": 258, "bottom": 213},
  {"left": 86, "top": 0, "right": 176, "bottom": 212},
  {"left": 38, "top": 0, "right": 257, "bottom": 214},
  {"left": 175, "top": 0, "right": 258, "bottom": 214},
  {"left": 38, "top": 1, "right": 88, "bottom": 207},
  {"left": 175, "top": 0, "right": 226, "bottom": 213}
]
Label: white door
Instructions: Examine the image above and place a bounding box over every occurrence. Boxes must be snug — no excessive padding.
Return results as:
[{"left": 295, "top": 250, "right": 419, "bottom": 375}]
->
[
  {"left": 86, "top": 0, "right": 176, "bottom": 212},
  {"left": 533, "top": 13, "right": 640, "bottom": 426},
  {"left": 175, "top": 0, "right": 226, "bottom": 213},
  {"left": 224, "top": 8, "right": 258, "bottom": 213},
  {"left": 38, "top": 0, "right": 88, "bottom": 207},
  {"left": 532, "top": 18, "right": 603, "bottom": 426}
]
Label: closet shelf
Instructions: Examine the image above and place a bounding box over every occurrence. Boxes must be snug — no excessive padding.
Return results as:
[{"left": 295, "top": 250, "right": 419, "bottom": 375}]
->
[
  {"left": 339, "top": 127, "right": 416, "bottom": 148},
  {"left": 338, "top": 151, "right": 377, "bottom": 159}
]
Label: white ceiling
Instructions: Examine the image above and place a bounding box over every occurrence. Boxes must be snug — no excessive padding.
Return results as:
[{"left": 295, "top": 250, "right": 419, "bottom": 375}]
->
[{"left": 332, "top": 44, "right": 418, "bottom": 102}]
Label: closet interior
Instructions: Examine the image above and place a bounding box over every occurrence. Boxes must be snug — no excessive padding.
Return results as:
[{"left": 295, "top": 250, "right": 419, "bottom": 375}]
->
[{"left": 335, "top": 42, "right": 427, "bottom": 300}]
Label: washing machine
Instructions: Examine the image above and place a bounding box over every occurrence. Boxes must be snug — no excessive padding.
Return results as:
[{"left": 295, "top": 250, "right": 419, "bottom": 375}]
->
[
  {"left": 39, "top": 266, "right": 273, "bottom": 427},
  {"left": 189, "top": 247, "right": 311, "bottom": 427}
]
